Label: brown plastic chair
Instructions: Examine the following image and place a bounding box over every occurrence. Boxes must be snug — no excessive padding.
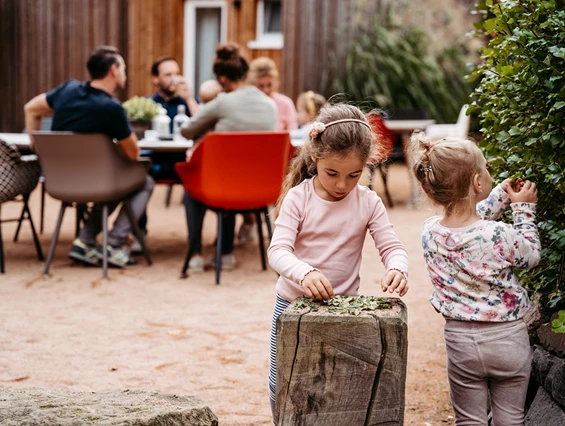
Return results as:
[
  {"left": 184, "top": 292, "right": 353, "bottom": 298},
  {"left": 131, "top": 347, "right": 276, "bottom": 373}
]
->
[
  {"left": 175, "top": 131, "right": 290, "bottom": 284},
  {"left": 32, "top": 131, "right": 152, "bottom": 278}
]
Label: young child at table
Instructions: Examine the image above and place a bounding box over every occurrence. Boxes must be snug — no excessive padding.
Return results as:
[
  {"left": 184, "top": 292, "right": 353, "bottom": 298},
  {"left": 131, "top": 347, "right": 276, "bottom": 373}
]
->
[
  {"left": 267, "top": 103, "right": 409, "bottom": 420},
  {"left": 290, "top": 90, "right": 326, "bottom": 141},
  {"left": 408, "top": 132, "right": 540, "bottom": 425},
  {"left": 198, "top": 79, "right": 223, "bottom": 104}
]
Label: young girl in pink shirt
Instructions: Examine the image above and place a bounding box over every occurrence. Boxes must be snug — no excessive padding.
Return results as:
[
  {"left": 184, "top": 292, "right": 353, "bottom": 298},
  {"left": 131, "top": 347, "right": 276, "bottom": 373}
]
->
[
  {"left": 267, "top": 103, "right": 409, "bottom": 420},
  {"left": 408, "top": 133, "right": 540, "bottom": 425}
]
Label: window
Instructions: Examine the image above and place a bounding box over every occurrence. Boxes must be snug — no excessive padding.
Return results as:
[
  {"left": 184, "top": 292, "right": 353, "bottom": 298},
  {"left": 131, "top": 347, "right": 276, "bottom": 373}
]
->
[
  {"left": 263, "top": 0, "right": 281, "bottom": 33},
  {"left": 248, "top": 0, "right": 283, "bottom": 50},
  {"left": 183, "top": 1, "right": 227, "bottom": 91}
]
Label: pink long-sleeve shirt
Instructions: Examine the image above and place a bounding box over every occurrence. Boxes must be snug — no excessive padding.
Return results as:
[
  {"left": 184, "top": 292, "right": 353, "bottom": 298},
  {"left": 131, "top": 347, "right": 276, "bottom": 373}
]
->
[
  {"left": 268, "top": 178, "right": 409, "bottom": 302},
  {"left": 272, "top": 92, "right": 298, "bottom": 131}
]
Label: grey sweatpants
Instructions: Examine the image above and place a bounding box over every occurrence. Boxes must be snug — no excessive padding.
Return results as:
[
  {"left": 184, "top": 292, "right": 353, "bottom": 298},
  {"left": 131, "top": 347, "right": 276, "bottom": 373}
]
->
[
  {"left": 79, "top": 175, "right": 155, "bottom": 248},
  {"left": 444, "top": 318, "right": 532, "bottom": 426}
]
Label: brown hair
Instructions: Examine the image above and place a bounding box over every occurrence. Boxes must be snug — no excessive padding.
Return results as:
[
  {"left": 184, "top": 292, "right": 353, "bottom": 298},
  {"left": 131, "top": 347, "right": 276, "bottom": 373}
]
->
[
  {"left": 213, "top": 43, "right": 249, "bottom": 82},
  {"left": 408, "top": 131, "right": 485, "bottom": 215},
  {"left": 151, "top": 56, "right": 175, "bottom": 76},
  {"left": 297, "top": 91, "right": 326, "bottom": 117},
  {"left": 86, "top": 46, "right": 121, "bottom": 80},
  {"left": 274, "top": 103, "right": 375, "bottom": 215}
]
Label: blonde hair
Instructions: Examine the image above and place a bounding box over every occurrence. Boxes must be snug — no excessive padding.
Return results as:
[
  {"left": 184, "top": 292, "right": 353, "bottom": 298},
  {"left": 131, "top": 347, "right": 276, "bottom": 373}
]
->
[
  {"left": 249, "top": 57, "right": 279, "bottom": 86},
  {"left": 408, "top": 131, "right": 485, "bottom": 215},
  {"left": 297, "top": 91, "right": 326, "bottom": 118},
  {"left": 274, "top": 103, "right": 375, "bottom": 215}
]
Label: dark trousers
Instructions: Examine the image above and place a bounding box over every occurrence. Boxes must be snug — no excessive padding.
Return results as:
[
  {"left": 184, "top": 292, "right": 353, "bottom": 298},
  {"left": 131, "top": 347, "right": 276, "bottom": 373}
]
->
[
  {"left": 182, "top": 192, "right": 235, "bottom": 255},
  {"left": 138, "top": 151, "right": 185, "bottom": 230}
]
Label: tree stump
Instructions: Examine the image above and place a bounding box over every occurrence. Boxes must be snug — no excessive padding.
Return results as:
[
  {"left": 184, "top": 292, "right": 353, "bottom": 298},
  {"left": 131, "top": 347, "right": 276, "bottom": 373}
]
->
[{"left": 275, "top": 296, "right": 407, "bottom": 426}]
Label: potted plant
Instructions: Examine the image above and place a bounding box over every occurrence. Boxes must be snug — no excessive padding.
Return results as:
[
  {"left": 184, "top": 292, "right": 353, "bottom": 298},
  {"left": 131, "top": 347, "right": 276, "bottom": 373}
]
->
[{"left": 122, "top": 96, "right": 160, "bottom": 139}]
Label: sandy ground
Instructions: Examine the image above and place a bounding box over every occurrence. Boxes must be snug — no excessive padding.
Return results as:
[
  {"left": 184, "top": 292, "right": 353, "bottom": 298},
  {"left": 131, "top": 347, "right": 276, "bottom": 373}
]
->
[{"left": 0, "top": 163, "right": 454, "bottom": 425}]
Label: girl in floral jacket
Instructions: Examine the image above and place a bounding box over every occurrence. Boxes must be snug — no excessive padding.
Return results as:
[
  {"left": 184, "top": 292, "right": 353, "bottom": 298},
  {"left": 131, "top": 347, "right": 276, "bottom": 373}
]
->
[{"left": 408, "top": 132, "right": 540, "bottom": 426}]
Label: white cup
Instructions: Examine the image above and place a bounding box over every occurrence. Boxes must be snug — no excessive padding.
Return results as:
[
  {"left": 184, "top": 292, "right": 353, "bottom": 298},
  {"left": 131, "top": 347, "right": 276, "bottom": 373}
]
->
[{"left": 144, "top": 130, "right": 159, "bottom": 141}]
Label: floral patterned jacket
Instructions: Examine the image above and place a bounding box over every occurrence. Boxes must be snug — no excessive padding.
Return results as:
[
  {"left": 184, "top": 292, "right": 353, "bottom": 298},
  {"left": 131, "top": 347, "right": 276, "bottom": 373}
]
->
[{"left": 421, "top": 184, "right": 541, "bottom": 322}]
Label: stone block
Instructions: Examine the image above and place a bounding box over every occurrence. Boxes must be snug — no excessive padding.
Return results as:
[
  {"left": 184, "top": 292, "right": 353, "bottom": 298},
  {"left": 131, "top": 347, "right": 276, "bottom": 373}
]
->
[
  {"left": 0, "top": 388, "right": 218, "bottom": 425},
  {"left": 531, "top": 344, "right": 565, "bottom": 407},
  {"left": 537, "top": 312, "right": 565, "bottom": 357},
  {"left": 525, "top": 385, "right": 565, "bottom": 426}
]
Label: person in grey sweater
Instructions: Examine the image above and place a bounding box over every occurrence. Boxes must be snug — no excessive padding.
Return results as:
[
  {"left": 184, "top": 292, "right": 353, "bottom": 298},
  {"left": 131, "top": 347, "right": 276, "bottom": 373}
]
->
[{"left": 181, "top": 43, "right": 277, "bottom": 272}]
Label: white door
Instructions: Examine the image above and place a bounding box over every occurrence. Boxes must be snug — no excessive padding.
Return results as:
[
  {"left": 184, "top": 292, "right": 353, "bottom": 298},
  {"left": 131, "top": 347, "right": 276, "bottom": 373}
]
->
[{"left": 184, "top": 1, "right": 227, "bottom": 95}]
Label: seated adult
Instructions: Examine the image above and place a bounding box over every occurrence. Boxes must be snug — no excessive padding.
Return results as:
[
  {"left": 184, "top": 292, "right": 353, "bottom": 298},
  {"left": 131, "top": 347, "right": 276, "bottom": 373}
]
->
[
  {"left": 151, "top": 56, "right": 199, "bottom": 126},
  {"left": 241, "top": 57, "right": 298, "bottom": 244},
  {"left": 24, "top": 45, "right": 155, "bottom": 268},
  {"left": 248, "top": 56, "right": 298, "bottom": 132},
  {"left": 180, "top": 43, "right": 277, "bottom": 272},
  {"left": 134, "top": 57, "right": 200, "bottom": 247}
]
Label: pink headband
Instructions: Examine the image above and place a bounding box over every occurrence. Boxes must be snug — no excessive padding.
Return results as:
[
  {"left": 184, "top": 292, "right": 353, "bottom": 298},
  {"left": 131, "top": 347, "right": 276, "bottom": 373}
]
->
[{"left": 309, "top": 118, "right": 371, "bottom": 139}]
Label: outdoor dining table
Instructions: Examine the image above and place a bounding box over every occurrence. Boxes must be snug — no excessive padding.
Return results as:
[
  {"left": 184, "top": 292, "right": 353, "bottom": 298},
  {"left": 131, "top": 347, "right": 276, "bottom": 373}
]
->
[
  {"left": 1, "top": 132, "right": 305, "bottom": 152},
  {"left": 0, "top": 133, "right": 195, "bottom": 153},
  {"left": 382, "top": 119, "right": 436, "bottom": 206},
  {"left": 383, "top": 119, "right": 436, "bottom": 135}
]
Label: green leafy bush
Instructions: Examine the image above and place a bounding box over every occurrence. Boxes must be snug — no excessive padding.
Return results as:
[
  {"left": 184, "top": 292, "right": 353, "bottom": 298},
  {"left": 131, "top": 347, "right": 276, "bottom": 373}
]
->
[
  {"left": 471, "top": 0, "right": 565, "bottom": 307},
  {"left": 330, "top": 9, "right": 473, "bottom": 123}
]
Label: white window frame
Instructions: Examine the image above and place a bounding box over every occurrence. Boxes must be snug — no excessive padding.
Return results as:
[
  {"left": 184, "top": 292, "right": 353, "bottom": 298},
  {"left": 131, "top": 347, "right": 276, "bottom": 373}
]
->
[
  {"left": 248, "top": 0, "right": 283, "bottom": 50},
  {"left": 183, "top": 0, "right": 227, "bottom": 91}
]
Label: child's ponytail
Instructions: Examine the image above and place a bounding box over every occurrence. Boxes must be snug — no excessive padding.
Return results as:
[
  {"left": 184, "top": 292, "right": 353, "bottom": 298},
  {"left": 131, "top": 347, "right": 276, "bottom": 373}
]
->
[
  {"left": 408, "top": 131, "right": 484, "bottom": 215},
  {"left": 273, "top": 146, "right": 315, "bottom": 216}
]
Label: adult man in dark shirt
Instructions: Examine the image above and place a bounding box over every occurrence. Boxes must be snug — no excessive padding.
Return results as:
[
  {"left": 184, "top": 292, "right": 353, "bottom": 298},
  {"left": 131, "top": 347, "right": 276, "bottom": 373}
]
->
[
  {"left": 151, "top": 56, "right": 199, "bottom": 128},
  {"left": 24, "top": 46, "right": 154, "bottom": 268},
  {"left": 131, "top": 57, "right": 199, "bottom": 250}
]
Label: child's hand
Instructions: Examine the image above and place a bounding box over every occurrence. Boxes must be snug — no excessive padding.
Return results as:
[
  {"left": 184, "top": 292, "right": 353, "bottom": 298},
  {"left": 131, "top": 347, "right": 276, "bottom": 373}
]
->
[
  {"left": 501, "top": 178, "right": 525, "bottom": 193},
  {"left": 301, "top": 270, "right": 334, "bottom": 300},
  {"left": 381, "top": 270, "right": 408, "bottom": 297},
  {"left": 507, "top": 179, "right": 537, "bottom": 203},
  {"left": 500, "top": 178, "right": 513, "bottom": 192}
]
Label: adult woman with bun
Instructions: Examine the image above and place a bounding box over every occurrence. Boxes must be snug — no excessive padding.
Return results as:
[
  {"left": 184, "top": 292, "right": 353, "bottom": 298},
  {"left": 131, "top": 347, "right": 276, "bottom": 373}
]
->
[{"left": 180, "top": 43, "right": 277, "bottom": 272}]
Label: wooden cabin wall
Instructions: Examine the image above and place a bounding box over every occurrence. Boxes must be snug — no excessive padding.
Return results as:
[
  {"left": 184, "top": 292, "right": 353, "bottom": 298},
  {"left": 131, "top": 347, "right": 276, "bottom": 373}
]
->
[
  {"left": 127, "top": 0, "right": 184, "bottom": 99},
  {"left": 227, "top": 0, "right": 282, "bottom": 86},
  {"left": 281, "top": 0, "right": 385, "bottom": 104},
  {"left": 0, "top": 0, "right": 128, "bottom": 133}
]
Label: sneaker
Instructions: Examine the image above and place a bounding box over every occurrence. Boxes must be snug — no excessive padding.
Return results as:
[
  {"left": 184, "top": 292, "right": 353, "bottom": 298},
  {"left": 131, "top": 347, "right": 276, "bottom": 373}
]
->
[
  {"left": 68, "top": 238, "right": 100, "bottom": 266},
  {"left": 208, "top": 253, "right": 237, "bottom": 271},
  {"left": 130, "top": 230, "right": 147, "bottom": 254},
  {"left": 237, "top": 223, "right": 257, "bottom": 245},
  {"left": 97, "top": 245, "right": 136, "bottom": 268},
  {"left": 188, "top": 255, "right": 205, "bottom": 273}
]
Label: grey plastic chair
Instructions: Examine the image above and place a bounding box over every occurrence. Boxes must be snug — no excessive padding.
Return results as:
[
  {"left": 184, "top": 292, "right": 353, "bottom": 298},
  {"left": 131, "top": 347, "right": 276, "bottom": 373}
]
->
[{"left": 32, "top": 132, "right": 152, "bottom": 278}]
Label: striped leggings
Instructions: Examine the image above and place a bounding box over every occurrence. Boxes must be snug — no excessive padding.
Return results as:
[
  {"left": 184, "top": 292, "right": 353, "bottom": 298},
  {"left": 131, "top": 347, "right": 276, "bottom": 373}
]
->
[{"left": 268, "top": 294, "right": 291, "bottom": 420}]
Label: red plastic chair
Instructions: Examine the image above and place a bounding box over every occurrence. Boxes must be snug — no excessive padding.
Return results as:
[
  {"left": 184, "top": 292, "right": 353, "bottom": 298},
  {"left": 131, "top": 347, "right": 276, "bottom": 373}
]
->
[
  {"left": 366, "top": 113, "right": 395, "bottom": 207},
  {"left": 175, "top": 131, "right": 291, "bottom": 284}
]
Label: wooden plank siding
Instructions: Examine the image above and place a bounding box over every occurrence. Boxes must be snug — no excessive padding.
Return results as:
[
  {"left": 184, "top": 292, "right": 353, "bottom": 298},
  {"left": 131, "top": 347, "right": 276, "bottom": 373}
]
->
[
  {"left": 0, "top": 0, "right": 128, "bottom": 133},
  {"left": 281, "top": 0, "right": 384, "bottom": 104},
  {"left": 127, "top": 0, "right": 184, "bottom": 99},
  {"left": 227, "top": 0, "right": 282, "bottom": 77},
  {"left": 0, "top": 0, "right": 282, "bottom": 132}
]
